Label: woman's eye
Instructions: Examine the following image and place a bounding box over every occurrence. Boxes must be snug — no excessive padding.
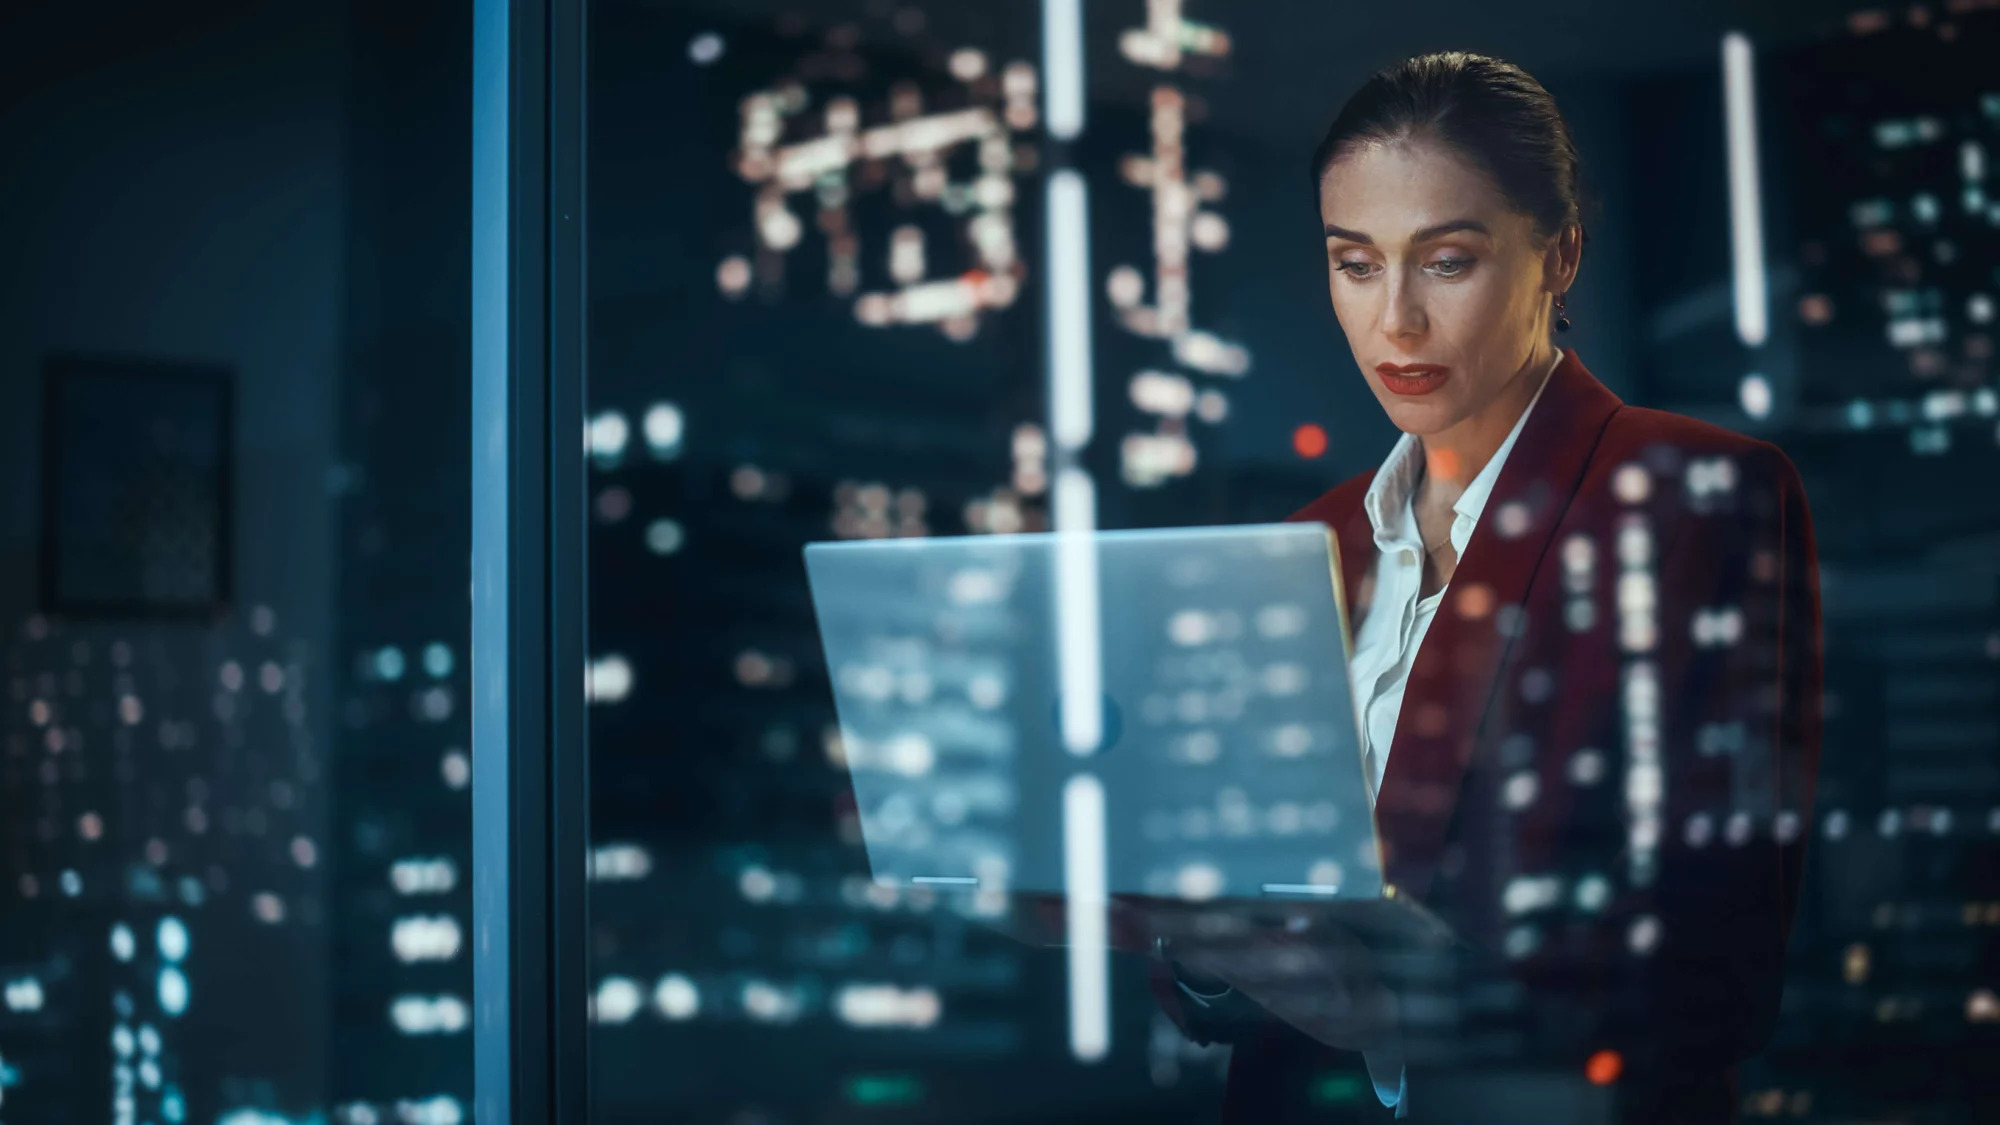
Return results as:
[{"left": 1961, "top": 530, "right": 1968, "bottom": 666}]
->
[
  {"left": 1427, "top": 257, "right": 1472, "bottom": 277},
  {"left": 1335, "top": 260, "right": 1377, "bottom": 280}
]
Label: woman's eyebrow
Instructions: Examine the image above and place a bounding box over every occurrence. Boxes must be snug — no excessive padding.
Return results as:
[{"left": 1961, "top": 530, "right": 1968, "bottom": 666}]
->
[
  {"left": 1321, "top": 218, "right": 1491, "bottom": 243},
  {"left": 1413, "top": 218, "right": 1490, "bottom": 241}
]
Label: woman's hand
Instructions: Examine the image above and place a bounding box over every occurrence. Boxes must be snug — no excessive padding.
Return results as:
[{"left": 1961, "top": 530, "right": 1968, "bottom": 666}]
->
[{"left": 1120, "top": 898, "right": 1403, "bottom": 1054}]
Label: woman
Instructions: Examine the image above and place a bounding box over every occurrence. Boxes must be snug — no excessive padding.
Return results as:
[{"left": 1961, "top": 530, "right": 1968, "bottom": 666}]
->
[{"left": 1140, "top": 52, "right": 1822, "bottom": 1124}]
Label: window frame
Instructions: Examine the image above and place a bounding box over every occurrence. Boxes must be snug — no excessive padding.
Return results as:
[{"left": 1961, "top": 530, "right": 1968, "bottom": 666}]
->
[{"left": 471, "top": 0, "right": 590, "bottom": 1120}]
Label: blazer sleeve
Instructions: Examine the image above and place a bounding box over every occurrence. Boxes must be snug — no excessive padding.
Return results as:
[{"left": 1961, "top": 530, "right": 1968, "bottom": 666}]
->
[
  {"left": 1493, "top": 440, "right": 1824, "bottom": 1101},
  {"left": 1637, "top": 442, "right": 1823, "bottom": 1070}
]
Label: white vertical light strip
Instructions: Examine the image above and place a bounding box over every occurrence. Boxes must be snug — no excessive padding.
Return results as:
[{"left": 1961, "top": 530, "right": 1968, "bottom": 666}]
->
[
  {"left": 1043, "top": 0, "right": 1086, "bottom": 142},
  {"left": 1048, "top": 168, "right": 1101, "bottom": 756},
  {"left": 1053, "top": 469, "right": 1103, "bottom": 753},
  {"left": 1722, "top": 32, "right": 1768, "bottom": 349},
  {"left": 1048, "top": 171, "right": 1095, "bottom": 451},
  {"left": 1045, "top": 79, "right": 1105, "bottom": 1061},
  {"left": 1062, "top": 774, "right": 1110, "bottom": 1062}
]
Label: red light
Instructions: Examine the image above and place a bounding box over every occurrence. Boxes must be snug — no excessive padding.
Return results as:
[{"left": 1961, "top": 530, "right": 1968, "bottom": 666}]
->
[
  {"left": 1292, "top": 423, "right": 1328, "bottom": 459},
  {"left": 1585, "top": 1049, "right": 1623, "bottom": 1086}
]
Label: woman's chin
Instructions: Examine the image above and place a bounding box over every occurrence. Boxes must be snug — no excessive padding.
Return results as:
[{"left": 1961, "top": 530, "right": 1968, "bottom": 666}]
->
[{"left": 1379, "top": 394, "right": 1465, "bottom": 435}]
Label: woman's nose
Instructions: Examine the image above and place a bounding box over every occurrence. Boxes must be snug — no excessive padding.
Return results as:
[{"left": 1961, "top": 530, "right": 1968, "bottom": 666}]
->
[{"left": 1380, "top": 278, "right": 1427, "bottom": 341}]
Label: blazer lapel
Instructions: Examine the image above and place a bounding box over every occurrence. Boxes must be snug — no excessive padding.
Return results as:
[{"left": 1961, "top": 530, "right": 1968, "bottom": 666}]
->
[{"left": 1359, "top": 350, "right": 1623, "bottom": 900}]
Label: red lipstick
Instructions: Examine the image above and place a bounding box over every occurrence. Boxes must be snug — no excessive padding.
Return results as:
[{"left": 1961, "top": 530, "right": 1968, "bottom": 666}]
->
[{"left": 1376, "top": 362, "right": 1450, "bottom": 396}]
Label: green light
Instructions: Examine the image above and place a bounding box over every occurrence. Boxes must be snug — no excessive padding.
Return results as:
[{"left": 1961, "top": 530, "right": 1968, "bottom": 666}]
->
[
  {"left": 1312, "top": 1073, "right": 1365, "bottom": 1105},
  {"left": 846, "top": 1074, "right": 923, "bottom": 1106}
]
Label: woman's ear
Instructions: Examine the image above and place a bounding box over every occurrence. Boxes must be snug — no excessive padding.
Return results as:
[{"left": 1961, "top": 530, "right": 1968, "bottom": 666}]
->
[{"left": 1544, "top": 224, "right": 1583, "bottom": 295}]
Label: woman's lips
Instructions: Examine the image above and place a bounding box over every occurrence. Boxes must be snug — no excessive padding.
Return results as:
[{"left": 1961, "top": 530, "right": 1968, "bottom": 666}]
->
[{"left": 1376, "top": 363, "right": 1450, "bottom": 396}]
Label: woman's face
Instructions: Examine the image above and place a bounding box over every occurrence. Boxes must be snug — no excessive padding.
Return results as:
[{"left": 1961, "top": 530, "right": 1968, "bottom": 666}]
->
[{"left": 1317, "top": 134, "right": 1573, "bottom": 439}]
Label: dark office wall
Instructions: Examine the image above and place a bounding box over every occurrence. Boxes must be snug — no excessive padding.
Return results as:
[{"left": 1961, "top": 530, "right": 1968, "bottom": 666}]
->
[
  {"left": 0, "top": 0, "right": 344, "bottom": 1114},
  {"left": 0, "top": 2, "right": 345, "bottom": 636}
]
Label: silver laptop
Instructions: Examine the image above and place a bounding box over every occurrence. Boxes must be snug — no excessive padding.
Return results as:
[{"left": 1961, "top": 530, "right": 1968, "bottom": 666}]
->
[{"left": 804, "top": 523, "right": 1386, "bottom": 913}]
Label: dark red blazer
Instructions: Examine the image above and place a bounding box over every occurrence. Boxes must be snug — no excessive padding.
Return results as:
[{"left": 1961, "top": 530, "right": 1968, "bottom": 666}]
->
[{"left": 1157, "top": 350, "right": 1824, "bottom": 1123}]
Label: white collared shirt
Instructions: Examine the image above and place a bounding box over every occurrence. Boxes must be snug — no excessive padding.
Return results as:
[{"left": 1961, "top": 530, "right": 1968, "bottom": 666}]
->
[
  {"left": 1348, "top": 353, "right": 1558, "bottom": 1113},
  {"left": 1349, "top": 353, "right": 1558, "bottom": 799}
]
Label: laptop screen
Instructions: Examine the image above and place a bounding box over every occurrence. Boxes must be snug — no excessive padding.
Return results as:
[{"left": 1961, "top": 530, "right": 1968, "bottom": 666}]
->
[{"left": 805, "top": 523, "right": 1381, "bottom": 914}]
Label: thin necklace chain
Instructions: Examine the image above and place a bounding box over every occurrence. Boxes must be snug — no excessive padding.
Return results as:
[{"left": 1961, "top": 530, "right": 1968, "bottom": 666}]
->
[{"left": 1416, "top": 467, "right": 1453, "bottom": 555}]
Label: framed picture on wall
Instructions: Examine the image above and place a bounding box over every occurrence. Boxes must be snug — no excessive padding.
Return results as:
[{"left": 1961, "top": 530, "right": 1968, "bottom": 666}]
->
[{"left": 40, "top": 354, "right": 234, "bottom": 618}]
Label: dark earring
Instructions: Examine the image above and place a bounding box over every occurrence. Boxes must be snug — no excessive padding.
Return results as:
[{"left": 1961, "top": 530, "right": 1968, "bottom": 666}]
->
[{"left": 1554, "top": 293, "right": 1572, "bottom": 333}]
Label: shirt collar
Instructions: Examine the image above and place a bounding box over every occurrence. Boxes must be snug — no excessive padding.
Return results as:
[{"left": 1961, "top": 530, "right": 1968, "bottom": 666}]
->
[{"left": 1362, "top": 351, "right": 1561, "bottom": 547}]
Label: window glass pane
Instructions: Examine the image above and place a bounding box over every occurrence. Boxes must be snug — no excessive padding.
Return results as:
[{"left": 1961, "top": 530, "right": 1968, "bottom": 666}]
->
[
  {"left": 583, "top": 3, "right": 2000, "bottom": 1123},
  {"left": 1, "top": 4, "right": 473, "bottom": 1124}
]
